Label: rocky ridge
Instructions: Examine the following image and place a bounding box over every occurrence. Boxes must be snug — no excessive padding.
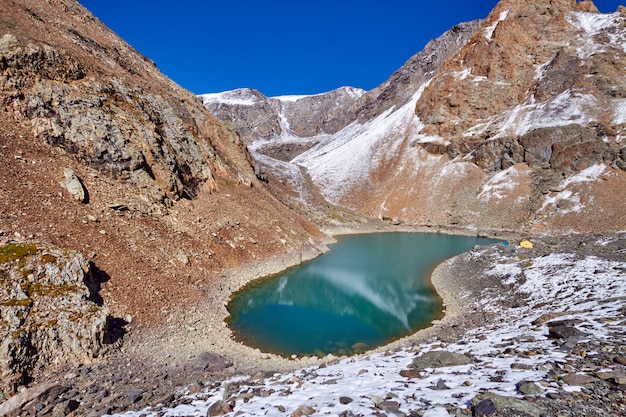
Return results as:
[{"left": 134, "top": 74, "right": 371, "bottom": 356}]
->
[
  {"left": 200, "top": 19, "right": 482, "bottom": 147},
  {"left": 202, "top": 0, "right": 626, "bottom": 235}
]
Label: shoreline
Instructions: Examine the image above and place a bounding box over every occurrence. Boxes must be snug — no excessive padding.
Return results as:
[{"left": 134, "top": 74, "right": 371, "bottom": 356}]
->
[{"left": 124, "top": 222, "right": 508, "bottom": 376}]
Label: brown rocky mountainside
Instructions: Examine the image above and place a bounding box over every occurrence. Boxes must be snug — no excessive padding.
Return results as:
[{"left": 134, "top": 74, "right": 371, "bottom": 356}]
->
[
  {"left": 208, "top": 0, "right": 625, "bottom": 235},
  {"left": 0, "top": 0, "right": 325, "bottom": 389}
]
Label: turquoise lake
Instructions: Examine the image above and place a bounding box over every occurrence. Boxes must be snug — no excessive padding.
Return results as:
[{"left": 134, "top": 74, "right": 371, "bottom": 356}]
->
[{"left": 226, "top": 232, "right": 498, "bottom": 357}]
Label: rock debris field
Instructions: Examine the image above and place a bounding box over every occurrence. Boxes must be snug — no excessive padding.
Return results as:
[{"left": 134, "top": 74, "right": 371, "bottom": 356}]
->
[{"left": 95, "top": 233, "right": 625, "bottom": 417}]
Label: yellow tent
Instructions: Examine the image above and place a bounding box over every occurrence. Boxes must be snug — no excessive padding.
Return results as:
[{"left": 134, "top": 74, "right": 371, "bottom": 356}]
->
[{"left": 520, "top": 239, "right": 534, "bottom": 249}]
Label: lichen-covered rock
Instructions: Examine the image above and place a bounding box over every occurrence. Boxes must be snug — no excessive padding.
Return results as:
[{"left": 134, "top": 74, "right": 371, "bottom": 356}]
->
[{"left": 0, "top": 243, "right": 112, "bottom": 392}]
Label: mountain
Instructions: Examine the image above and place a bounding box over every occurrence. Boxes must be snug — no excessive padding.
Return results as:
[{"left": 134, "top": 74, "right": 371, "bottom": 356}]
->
[
  {"left": 203, "top": 0, "right": 626, "bottom": 235},
  {"left": 0, "top": 0, "right": 325, "bottom": 390}
]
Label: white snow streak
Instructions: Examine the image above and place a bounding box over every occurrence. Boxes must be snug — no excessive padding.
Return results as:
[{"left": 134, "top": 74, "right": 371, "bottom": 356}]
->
[
  {"left": 539, "top": 164, "right": 607, "bottom": 213},
  {"left": 568, "top": 11, "right": 626, "bottom": 58},
  {"left": 477, "top": 166, "right": 524, "bottom": 201},
  {"left": 483, "top": 10, "right": 509, "bottom": 40}
]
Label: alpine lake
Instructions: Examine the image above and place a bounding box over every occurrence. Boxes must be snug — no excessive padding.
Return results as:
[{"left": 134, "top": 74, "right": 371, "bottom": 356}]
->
[{"left": 226, "top": 232, "right": 499, "bottom": 358}]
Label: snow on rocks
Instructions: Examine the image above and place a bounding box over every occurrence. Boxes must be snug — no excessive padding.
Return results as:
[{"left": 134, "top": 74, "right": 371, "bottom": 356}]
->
[{"left": 108, "top": 234, "right": 626, "bottom": 417}]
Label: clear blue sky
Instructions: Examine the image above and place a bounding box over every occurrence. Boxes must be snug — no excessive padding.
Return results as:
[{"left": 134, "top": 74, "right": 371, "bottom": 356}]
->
[{"left": 78, "top": 1, "right": 623, "bottom": 97}]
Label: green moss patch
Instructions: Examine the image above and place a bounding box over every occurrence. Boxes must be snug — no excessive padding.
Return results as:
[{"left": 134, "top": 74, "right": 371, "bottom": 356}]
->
[{"left": 0, "top": 244, "right": 38, "bottom": 264}]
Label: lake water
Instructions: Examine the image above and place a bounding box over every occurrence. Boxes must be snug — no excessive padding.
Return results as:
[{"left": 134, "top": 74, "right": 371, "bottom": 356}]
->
[{"left": 226, "top": 232, "right": 498, "bottom": 357}]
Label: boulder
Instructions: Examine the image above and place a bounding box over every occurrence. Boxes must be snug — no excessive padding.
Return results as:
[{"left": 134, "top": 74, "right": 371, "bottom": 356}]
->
[
  {"left": 470, "top": 393, "right": 545, "bottom": 417},
  {"left": 410, "top": 350, "right": 472, "bottom": 369},
  {"left": 196, "top": 352, "right": 232, "bottom": 372},
  {"left": 0, "top": 243, "right": 115, "bottom": 391},
  {"left": 60, "top": 168, "right": 87, "bottom": 203}
]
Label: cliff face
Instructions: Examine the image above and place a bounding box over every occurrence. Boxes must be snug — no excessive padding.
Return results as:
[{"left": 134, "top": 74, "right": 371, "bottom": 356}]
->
[
  {"left": 0, "top": 0, "right": 257, "bottom": 206},
  {"left": 415, "top": 0, "right": 623, "bottom": 173},
  {"left": 205, "top": 0, "right": 626, "bottom": 235}
]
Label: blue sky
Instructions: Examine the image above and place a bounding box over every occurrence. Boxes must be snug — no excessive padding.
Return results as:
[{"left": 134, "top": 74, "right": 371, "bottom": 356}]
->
[{"left": 79, "top": 1, "right": 624, "bottom": 97}]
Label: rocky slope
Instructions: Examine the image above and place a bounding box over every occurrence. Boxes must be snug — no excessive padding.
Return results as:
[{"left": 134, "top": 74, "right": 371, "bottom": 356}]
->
[
  {"left": 204, "top": 0, "right": 626, "bottom": 236},
  {"left": 0, "top": 0, "right": 325, "bottom": 396}
]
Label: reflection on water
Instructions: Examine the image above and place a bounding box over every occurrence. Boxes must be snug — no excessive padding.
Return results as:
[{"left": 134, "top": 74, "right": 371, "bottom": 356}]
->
[{"left": 227, "top": 232, "right": 497, "bottom": 357}]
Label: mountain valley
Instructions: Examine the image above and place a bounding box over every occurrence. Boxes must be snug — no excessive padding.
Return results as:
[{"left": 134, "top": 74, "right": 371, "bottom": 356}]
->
[{"left": 0, "top": 0, "right": 625, "bottom": 416}]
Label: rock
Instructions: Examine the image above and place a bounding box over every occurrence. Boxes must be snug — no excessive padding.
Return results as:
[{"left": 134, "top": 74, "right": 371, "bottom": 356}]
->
[
  {"left": 562, "top": 374, "right": 596, "bottom": 386},
  {"left": 370, "top": 395, "right": 384, "bottom": 406},
  {"left": 0, "top": 383, "right": 60, "bottom": 416},
  {"left": 59, "top": 168, "right": 87, "bottom": 203},
  {"left": 547, "top": 324, "right": 585, "bottom": 340},
  {"left": 206, "top": 400, "right": 232, "bottom": 416},
  {"left": 473, "top": 398, "right": 497, "bottom": 416},
  {"left": 339, "top": 396, "right": 353, "bottom": 404},
  {"left": 177, "top": 251, "right": 190, "bottom": 266},
  {"left": 532, "top": 312, "right": 564, "bottom": 325},
  {"left": 434, "top": 379, "right": 450, "bottom": 390},
  {"left": 196, "top": 352, "right": 232, "bottom": 372},
  {"left": 376, "top": 400, "right": 400, "bottom": 411},
  {"left": 290, "top": 405, "right": 315, "bottom": 417},
  {"left": 410, "top": 350, "right": 472, "bottom": 369},
  {"left": 616, "top": 356, "right": 626, "bottom": 366},
  {"left": 400, "top": 369, "right": 423, "bottom": 379},
  {"left": 0, "top": 243, "right": 113, "bottom": 391},
  {"left": 470, "top": 393, "right": 545, "bottom": 417},
  {"left": 517, "top": 380, "right": 545, "bottom": 395}
]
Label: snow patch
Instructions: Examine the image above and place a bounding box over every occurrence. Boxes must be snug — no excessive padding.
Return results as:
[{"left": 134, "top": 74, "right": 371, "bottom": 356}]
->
[
  {"left": 496, "top": 90, "right": 599, "bottom": 138},
  {"left": 293, "top": 82, "right": 431, "bottom": 204},
  {"left": 199, "top": 90, "right": 261, "bottom": 107},
  {"left": 483, "top": 10, "right": 509, "bottom": 40},
  {"left": 539, "top": 164, "right": 607, "bottom": 213},
  {"left": 568, "top": 11, "right": 626, "bottom": 58},
  {"left": 477, "top": 166, "right": 525, "bottom": 201}
]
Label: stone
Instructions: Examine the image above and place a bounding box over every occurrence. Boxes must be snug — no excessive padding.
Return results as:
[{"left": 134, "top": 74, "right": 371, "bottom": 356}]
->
[
  {"left": 60, "top": 168, "right": 87, "bottom": 203},
  {"left": 376, "top": 400, "right": 400, "bottom": 411},
  {"left": 370, "top": 395, "right": 384, "bottom": 406},
  {"left": 196, "top": 352, "right": 232, "bottom": 372},
  {"left": 339, "top": 396, "right": 353, "bottom": 404},
  {"left": 0, "top": 383, "right": 59, "bottom": 416},
  {"left": 473, "top": 398, "right": 497, "bottom": 416},
  {"left": 615, "top": 356, "right": 626, "bottom": 366},
  {"left": 410, "top": 350, "right": 471, "bottom": 369},
  {"left": 206, "top": 400, "right": 232, "bottom": 416},
  {"left": 561, "top": 374, "right": 596, "bottom": 386},
  {"left": 547, "top": 325, "right": 585, "bottom": 340},
  {"left": 470, "top": 393, "right": 545, "bottom": 417},
  {"left": 290, "top": 405, "right": 315, "bottom": 417},
  {"left": 517, "top": 380, "right": 544, "bottom": 395},
  {"left": 614, "top": 375, "right": 626, "bottom": 385},
  {"left": 532, "top": 312, "right": 564, "bottom": 325},
  {"left": 400, "top": 369, "right": 422, "bottom": 379}
]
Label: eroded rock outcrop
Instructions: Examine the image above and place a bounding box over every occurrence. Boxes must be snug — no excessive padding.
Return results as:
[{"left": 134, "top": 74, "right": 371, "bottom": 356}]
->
[
  {"left": 415, "top": 0, "right": 625, "bottom": 174},
  {"left": 0, "top": 242, "right": 115, "bottom": 392}
]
